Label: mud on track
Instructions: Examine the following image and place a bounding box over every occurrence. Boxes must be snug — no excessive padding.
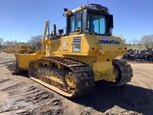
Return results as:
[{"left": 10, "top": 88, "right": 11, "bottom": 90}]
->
[{"left": 0, "top": 53, "right": 153, "bottom": 115}]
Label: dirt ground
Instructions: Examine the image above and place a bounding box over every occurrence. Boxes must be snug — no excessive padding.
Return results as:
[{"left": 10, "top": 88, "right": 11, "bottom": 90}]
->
[{"left": 0, "top": 53, "right": 153, "bottom": 115}]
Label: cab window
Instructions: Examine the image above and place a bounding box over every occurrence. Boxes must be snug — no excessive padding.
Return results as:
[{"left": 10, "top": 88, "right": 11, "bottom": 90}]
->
[
  {"left": 70, "top": 16, "right": 75, "bottom": 32},
  {"left": 88, "top": 12, "right": 106, "bottom": 34},
  {"left": 70, "top": 13, "right": 82, "bottom": 32}
]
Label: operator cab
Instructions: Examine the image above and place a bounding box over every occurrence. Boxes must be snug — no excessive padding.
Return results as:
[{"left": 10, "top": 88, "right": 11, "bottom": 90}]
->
[
  {"left": 47, "top": 4, "right": 114, "bottom": 39},
  {"left": 64, "top": 3, "right": 114, "bottom": 36}
]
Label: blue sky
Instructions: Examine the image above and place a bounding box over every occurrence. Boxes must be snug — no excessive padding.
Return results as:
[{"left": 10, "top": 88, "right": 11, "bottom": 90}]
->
[{"left": 0, "top": 0, "right": 152, "bottom": 42}]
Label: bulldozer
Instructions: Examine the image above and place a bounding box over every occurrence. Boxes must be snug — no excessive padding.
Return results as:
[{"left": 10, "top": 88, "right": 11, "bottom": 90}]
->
[
  {"left": 15, "top": 43, "right": 38, "bottom": 54},
  {"left": 15, "top": 43, "right": 30, "bottom": 54},
  {"left": 2, "top": 46, "right": 15, "bottom": 53},
  {"left": 12, "top": 3, "right": 133, "bottom": 98},
  {"left": 2, "top": 44, "right": 31, "bottom": 54}
]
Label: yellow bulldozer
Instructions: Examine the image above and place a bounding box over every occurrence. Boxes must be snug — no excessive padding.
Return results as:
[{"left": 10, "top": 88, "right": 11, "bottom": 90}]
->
[
  {"left": 15, "top": 43, "right": 31, "bottom": 54},
  {"left": 2, "top": 43, "right": 32, "bottom": 54},
  {"left": 12, "top": 4, "right": 133, "bottom": 98},
  {"left": 3, "top": 46, "right": 15, "bottom": 53}
]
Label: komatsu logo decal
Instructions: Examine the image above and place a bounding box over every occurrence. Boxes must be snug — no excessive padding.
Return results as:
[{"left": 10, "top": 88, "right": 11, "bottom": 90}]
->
[{"left": 99, "top": 36, "right": 120, "bottom": 44}]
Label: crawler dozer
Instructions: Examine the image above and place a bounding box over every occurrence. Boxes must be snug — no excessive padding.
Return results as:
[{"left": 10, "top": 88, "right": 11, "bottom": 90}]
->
[
  {"left": 3, "top": 46, "right": 15, "bottom": 53},
  {"left": 13, "top": 4, "right": 133, "bottom": 98},
  {"left": 15, "top": 43, "right": 30, "bottom": 54}
]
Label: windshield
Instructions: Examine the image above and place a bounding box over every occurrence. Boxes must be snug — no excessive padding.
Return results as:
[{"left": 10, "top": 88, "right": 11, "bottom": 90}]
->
[{"left": 87, "top": 12, "right": 107, "bottom": 35}]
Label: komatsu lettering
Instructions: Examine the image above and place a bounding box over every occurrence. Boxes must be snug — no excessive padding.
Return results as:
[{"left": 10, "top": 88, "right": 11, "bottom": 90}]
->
[{"left": 99, "top": 40, "right": 120, "bottom": 44}]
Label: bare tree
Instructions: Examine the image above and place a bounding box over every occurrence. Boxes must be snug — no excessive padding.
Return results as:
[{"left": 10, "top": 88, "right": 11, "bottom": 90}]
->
[
  {"left": 131, "top": 38, "right": 137, "bottom": 46},
  {"left": 127, "top": 40, "right": 132, "bottom": 46},
  {"left": 135, "top": 39, "right": 142, "bottom": 49},
  {"left": 0, "top": 38, "right": 3, "bottom": 48},
  {"left": 28, "top": 35, "right": 43, "bottom": 50},
  {"left": 3, "top": 41, "right": 11, "bottom": 47},
  {"left": 140, "top": 35, "right": 153, "bottom": 49},
  {"left": 149, "top": 34, "right": 153, "bottom": 48},
  {"left": 12, "top": 40, "right": 19, "bottom": 46}
]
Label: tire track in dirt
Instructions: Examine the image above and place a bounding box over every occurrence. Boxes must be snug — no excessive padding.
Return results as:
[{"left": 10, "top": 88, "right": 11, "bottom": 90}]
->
[
  {"left": 0, "top": 70, "right": 63, "bottom": 115},
  {"left": 0, "top": 78, "right": 10, "bottom": 84},
  {"left": 1, "top": 82, "right": 26, "bottom": 92},
  {"left": 0, "top": 61, "right": 16, "bottom": 67}
]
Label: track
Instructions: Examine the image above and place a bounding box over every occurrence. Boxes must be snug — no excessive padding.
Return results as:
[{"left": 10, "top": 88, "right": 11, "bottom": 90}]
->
[
  {"left": 28, "top": 57, "right": 95, "bottom": 98},
  {"left": 106, "top": 59, "right": 133, "bottom": 86}
]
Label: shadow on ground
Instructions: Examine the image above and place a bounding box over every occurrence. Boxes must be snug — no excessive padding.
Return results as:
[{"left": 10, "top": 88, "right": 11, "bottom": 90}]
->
[
  {"left": 6, "top": 62, "right": 29, "bottom": 77},
  {"left": 71, "top": 82, "right": 153, "bottom": 115}
]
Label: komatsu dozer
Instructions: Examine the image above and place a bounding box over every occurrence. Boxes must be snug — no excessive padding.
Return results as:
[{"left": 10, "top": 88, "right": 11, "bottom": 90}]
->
[{"left": 13, "top": 4, "right": 133, "bottom": 98}]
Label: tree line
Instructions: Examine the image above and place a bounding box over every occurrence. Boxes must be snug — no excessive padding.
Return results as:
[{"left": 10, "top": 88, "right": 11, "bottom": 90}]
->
[
  {"left": 0, "top": 34, "right": 153, "bottom": 50},
  {"left": 0, "top": 35, "right": 43, "bottom": 50},
  {"left": 123, "top": 34, "right": 153, "bottom": 49}
]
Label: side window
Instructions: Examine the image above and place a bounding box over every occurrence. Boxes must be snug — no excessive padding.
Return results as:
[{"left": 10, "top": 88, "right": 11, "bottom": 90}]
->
[
  {"left": 70, "top": 13, "right": 82, "bottom": 33},
  {"left": 76, "top": 13, "right": 81, "bottom": 28},
  {"left": 99, "top": 18, "right": 106, "bottom": 34},
  {"left": 87, "top": 16, "right": 90, "bottom": 29},
  {"left": 93, "top": 19, "right": 99, "bottom": 33},
  {"left": 70, "top": 16, "right": 75, "bottom": 32}
]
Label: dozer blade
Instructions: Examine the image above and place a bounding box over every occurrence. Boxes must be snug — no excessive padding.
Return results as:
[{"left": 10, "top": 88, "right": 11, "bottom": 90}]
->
[
  {"left": 12, "top": 62, "right": 23, "bottom": 75},
  {"left": 12, "top": 51, "right": 42, "bottom": 75}
]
